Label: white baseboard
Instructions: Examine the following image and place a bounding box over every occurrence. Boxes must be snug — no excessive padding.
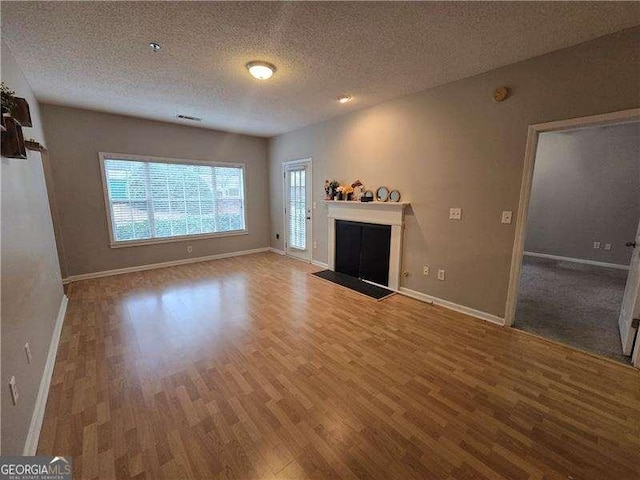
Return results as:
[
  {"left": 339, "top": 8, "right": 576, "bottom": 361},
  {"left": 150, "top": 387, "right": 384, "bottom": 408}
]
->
[
  {"left": 523, "top": 251, "right": 629, "bottom": 270},
  {"left": 268, "top": 247, "right": 327, "bottom": 269},
  {"left": 399, "top": 287, "right": 505, "bottom": 326},
  {"left": 311, "top": 260, "right": 329, "bottom": 269},
  {"left": 23, "top": 294, "right": 69, "bottom": 455},
  {"left": 63, "top": 247, "right": 271, "bottom": 284}
]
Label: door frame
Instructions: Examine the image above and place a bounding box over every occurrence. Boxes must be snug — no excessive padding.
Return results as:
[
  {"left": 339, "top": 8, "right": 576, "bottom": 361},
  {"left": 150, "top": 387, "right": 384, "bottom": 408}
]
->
[
  {"left": 504, "top": 108, "right": 640, "bottom": 365},
  {"left": 282, "top": 157, "right": 313, "bottom": 262}
]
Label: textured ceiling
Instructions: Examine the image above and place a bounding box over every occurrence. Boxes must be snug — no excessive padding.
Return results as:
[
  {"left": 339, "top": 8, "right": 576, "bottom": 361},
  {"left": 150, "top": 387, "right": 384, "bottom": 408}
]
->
[{"left": 2, "top": 2, "right": 640, "bottom": 137}]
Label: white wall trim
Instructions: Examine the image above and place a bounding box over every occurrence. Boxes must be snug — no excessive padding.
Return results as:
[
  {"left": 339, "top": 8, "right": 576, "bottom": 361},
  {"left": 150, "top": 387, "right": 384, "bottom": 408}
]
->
[
  {"left": 524, "top": 251, "right": 630, "bottom": 270},
  {"left": 399, "top": 287, "right": 505, "bottom": 326},
  {"left": 63, "top": 247, "right": 270, "bottom": 284},
  {"left": 269, "top": 247, "right": 285, "bottom": 255},
  {"left": 505, "top": 108, "right": 640, "bottom": 328},
  {"left": 23, "top": 294, "right": 69, "bottom": 456},
  {"left": 311, "top": 259, "right": 329, "bottom": 269}
]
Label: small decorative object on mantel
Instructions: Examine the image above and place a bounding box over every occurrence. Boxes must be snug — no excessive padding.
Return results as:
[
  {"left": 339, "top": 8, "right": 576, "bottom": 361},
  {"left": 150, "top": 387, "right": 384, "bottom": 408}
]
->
[
  {"left": 389, "top": 189, "right": 401, "bottom": 202},
  {"left": 337, "top": 184, "right": 354, "bottom": 201},
  {"left": 25, "top": 138, "right": 45, "bottom": 152},
  {"left": 11, "top": 97, "right": 32, "bottom": 127},
  {"left": 1, "top": 116, "right": 27, "bottom": 159},
  {"left": 361, "top": 190, "right": 374, "bottom": 202},
  {"left": 351, "top": 179, "right": 363, "bottom": 201},
  {"left": 325, "top": 179, "right": 340, "bottom": 200},
  {"left": 376, "top": 186, "right": 390, "bottom": 202}
]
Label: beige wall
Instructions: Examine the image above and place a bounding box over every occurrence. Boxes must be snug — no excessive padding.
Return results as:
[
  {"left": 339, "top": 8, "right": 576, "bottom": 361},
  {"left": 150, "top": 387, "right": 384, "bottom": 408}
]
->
[
  {"left": 40, "top": 105, "right": 270, "bottom": 278},
  {"left": 526, "top": 124, "right": 640, "bottom": 266},
  {"left": 269, "top": 27, "right": 640, "bottom": 318},
  {"left": 1, "top": 41, "right": 64, "bottom": 454}
]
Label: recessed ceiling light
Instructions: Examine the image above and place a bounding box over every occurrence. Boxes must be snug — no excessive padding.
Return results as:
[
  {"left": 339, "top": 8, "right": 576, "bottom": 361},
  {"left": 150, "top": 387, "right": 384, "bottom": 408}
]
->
[
  {"left": 246, "top": 61, "right": 276, "bottom": 80},
  {"left": 338, "top": 95, "right": 352, "bottom": 104},
  {"left": 149, "top": 42, "right": 161, "bottom": 52}
]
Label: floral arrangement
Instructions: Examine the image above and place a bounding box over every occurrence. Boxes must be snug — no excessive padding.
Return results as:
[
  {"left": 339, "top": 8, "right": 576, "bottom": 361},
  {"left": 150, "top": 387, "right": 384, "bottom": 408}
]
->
[
  {"left": 337, "top": 184, "right": 354, "bottom": 196},
  {"left": 1, "top": 82, "right": 16, "bottom": 114},
  {"left": 324, "top": 179, "right": 340, "bottom": 199}
]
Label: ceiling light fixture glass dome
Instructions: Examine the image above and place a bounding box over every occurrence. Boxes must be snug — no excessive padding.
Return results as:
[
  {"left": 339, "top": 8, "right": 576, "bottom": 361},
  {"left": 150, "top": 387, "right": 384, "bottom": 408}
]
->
[
  {"left": 246, "top": 61, "right": 276, "bottom": 80},
  {"left": 338, "top": 95, "right": 352, "bottom": 104}
]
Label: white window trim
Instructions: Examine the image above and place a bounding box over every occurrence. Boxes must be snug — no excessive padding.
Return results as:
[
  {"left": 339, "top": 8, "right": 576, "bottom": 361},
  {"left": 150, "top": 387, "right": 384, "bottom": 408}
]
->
[{"left": 98, "top": 152, "right": 249, "bottom": 248}]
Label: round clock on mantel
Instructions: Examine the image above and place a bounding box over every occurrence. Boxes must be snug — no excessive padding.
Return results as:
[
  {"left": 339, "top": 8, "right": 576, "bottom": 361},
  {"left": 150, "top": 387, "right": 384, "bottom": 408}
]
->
[
  {"left": 376, "top": 186, "right": 390, "bottom": 202},
  {"left": 389, "top": 190, "right": 401, "bottom": 202}
]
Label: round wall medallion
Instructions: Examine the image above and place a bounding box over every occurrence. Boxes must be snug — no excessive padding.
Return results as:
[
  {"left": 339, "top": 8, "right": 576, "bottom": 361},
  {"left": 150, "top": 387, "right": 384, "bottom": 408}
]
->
[{"left": 376, "top": 186, "right": 390, "bottom": 202}]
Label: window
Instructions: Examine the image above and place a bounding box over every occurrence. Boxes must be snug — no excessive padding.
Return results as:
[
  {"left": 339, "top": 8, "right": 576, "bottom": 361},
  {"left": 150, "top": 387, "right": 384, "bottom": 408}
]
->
[{"left": 99, "top": 153, "right": 246, "bottom": 247}]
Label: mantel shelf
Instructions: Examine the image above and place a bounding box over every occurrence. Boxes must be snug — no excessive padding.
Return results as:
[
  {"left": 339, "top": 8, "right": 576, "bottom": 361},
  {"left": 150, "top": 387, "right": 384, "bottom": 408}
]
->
[{"left": 323, "top": 200, "right": 409, "bottom": 208}]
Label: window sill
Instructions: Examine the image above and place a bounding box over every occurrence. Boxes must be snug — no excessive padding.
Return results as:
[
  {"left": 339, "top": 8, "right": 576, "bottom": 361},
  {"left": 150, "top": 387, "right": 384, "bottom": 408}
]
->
[{"left": 109, "top": 229, "right": 249, "bottom": 249}]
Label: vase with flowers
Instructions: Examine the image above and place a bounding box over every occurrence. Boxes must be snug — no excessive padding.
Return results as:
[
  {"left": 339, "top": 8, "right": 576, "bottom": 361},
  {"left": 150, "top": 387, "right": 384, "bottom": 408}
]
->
[
  {"left": 325, "top": 179, "right": 340, "bottom": 200},
  {"left": 337, "top": 184, "right": 354, "bottom": 201}
]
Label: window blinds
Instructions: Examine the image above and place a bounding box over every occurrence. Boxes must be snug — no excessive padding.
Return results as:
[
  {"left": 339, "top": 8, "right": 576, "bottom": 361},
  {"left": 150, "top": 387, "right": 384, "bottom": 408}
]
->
[
  {"left": 102, "top": 158, "right": 246, "bottom": 244},
  {"left": 288, "top": 168, "right": 306, "bottom": 250}
]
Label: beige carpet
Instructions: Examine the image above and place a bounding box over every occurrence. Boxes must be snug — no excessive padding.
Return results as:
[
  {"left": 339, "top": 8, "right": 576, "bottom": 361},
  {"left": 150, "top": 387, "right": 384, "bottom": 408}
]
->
[{"left": 515, "top": 255, "right": 630, "bottom": 364}]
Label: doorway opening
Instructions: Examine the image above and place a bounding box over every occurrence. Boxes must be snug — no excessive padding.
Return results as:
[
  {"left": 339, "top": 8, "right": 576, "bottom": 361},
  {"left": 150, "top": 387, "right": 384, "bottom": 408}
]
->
[
  {"left": 505, "top": 109, "right": 640, "bottom": 367},
  {"left": 283, "top": 158, "right": 312, "bottom": 262}
]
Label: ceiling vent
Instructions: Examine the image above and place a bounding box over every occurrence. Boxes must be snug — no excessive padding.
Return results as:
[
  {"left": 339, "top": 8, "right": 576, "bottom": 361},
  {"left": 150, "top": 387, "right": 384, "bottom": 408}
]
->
[{"left": 176, "top": 114, "right": 202, "bottom": 122}]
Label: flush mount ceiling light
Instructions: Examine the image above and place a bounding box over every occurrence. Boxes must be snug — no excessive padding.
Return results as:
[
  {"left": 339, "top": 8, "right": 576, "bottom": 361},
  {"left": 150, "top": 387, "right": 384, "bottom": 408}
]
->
[
  {"left": 149, "top": 42, "right": 161, "bottom": 52},
  {"left": 338, "top": 95, "right": 352, "bottom": 104},
  {"left": 246, "top": 61, "right": 276, "bottom": 80}
]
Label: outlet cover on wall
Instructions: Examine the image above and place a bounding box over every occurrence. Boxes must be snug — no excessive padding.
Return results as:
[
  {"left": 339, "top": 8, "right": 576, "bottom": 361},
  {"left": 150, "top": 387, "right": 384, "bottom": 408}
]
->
[
  {"left": 593, "top": 241, "right": 601, "bottom": 249},
  {"left": 423, "top": 266, "right": 430, "bottom": 276},
  {"left": 501, "top": 211, "right": 513, "bottom": 224},
  {"left": 186, "top": 245, "right": 193, "bottom": 254},
  {"left": 449, "top": 208, "right": 462, "bottom": 220},
  {"left": 437, "top": 269, "right": 445, "bottom": 281},
  {"left": 604, "top": 243, "right": 612, "bottom": 250}
]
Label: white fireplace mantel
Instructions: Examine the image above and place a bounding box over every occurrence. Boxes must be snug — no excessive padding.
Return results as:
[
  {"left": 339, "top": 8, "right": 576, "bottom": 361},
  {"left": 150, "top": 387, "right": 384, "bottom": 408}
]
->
[{"left": 326, "top": 200, "right": 409, "bottom": 290}]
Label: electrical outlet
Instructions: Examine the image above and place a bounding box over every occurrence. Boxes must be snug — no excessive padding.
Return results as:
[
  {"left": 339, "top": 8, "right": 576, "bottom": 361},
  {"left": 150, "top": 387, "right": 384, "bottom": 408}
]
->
[
  {"left": 604, "top": 243, "right": 612, "bottom": 251},
  {"left": 437, "top": 269, "right": 445, "bottom": 281},
  {"left": 402, "top": 270, "right": 409, "bottom": 277},
  {"left": 9, "top": 376, "right": 19, "bottom": 405},
  {"left": 449, "top": 208, "right": 462, "bottom": 220},
  {"left": 423, "top": 266, "right": 430, "bottom": 276},
  {"left": 501, "top": 211, "right": 513, "bottom": 224},
  {"left": 313, "top": 201, "right": 317, "bottom": 210},
  {"left": 593, "top": 241, "right": 601, "bottom": 249},
  {"left": 186, "top": 245, "right": 193, "bottom": 254},
  {"left": 313, "top": 240, "right": 317, "bottom": 249},
  {"left": 25, "top": 343, "right": 32, "bottom": 364}
]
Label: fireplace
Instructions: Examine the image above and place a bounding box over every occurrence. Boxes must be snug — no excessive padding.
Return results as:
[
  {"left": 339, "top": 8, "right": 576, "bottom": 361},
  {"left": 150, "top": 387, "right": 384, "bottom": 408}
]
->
[
  {"left": 335, "top": 220, "right": 391, "bottom": 286},
  {"left": 326, "top": 200, "right": 408, "bottom": 290}
]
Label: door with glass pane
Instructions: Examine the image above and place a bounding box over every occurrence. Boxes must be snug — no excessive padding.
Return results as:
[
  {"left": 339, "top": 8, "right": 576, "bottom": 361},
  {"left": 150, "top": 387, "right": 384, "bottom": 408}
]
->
[{"left": 284, "top": 159, "right": 312, "bottom": 262}]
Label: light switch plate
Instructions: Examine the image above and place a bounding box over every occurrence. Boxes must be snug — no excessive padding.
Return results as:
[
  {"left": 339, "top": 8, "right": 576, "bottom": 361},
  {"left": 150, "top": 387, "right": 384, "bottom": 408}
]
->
[
  {"left": 501, "top": 211, "right": 513, "bottom": 224},
  {"left": 604, "top": 244, "right": 612, "bottom": 251},
  {"left": 449, "top": 208, "right": 462, "bottom": 220}
]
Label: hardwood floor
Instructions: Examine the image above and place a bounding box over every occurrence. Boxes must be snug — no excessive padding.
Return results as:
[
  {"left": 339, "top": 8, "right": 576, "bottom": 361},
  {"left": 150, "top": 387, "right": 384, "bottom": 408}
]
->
[{"left": 38, "top": 252, "right": 640, "bottom": 479}]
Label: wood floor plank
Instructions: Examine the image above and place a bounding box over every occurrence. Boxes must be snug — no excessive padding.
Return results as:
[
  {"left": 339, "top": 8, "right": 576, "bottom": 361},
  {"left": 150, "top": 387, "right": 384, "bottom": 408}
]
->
[{"left": 38, "top": 252, "right": 640, "bottom": 479}]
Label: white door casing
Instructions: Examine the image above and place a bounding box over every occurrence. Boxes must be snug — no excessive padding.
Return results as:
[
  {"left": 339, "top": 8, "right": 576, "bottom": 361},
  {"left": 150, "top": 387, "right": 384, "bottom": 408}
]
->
[
  {"left": 619, "top": 220, "right": 640, "bottom": 356},
  {"left": 283, "top": 158, "right": 312, "bottom": 262}
]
